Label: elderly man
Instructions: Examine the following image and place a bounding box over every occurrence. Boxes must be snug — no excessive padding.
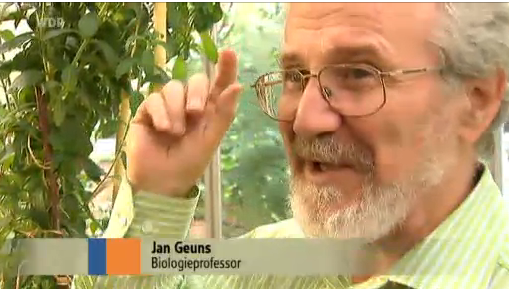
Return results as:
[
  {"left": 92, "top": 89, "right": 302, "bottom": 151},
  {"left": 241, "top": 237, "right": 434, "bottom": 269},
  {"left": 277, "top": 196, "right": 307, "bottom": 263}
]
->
[{"left": 75, "top": 2, "right": 509, "bottom": 289}]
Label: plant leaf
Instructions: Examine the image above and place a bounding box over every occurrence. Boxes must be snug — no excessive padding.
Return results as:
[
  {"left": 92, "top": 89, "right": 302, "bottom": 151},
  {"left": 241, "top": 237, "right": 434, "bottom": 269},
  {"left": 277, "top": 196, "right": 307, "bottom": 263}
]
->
[
  {"left": 9, "top": 70, "right": 43, "bottom": 93},
  {"left": 90, "top": 221, "right": 99, "bottom": 235},
  {"left": 172, "top": 56, "right": 187, "bottom": 80},
  {"left": 53, "top": 97, "right": 66, "bottom": 127},
  {"left": 199, "top": 31, "right": 218, "bottom": 63},
  {"left": 211, "top": 3, "right": 223, "bottom": 23},
  {"left": 0, "top": 29, "right": 14, "bottom": 41},
  {"left": 65, "top": 35, "right": 79, "bottom": 49},
  {"left": 92, "top": 39, "right": 119, "bottom": 68},
  {"left": 83, "top": 158, "right": 104, "bottom": 182},
  {"left": 62, "top": 65, "right": 78, "bottom": 92},
  {"left": 27, "top": 208, "right": 51, "bottom": 230},
  {"left": 115, "top": 57, "right": 136, "bottom": 79},
  {"left": 78, "top": 12, "right": 99, "bottom": 38},
  {"left": 43, "top": 80, "right": 62, "bottom": 99},
  {"left": 143, "top": 66, "right": 170, "bottom": 85},
  {"left": 141, "top": 49, "right": 154, "bottom": 69},
  {"left": 42, "top": 28, "right": 78, "bottom": 41},
  {"left": 97, "top": 119, "right": 118, "bottom": 138},
  {"left": 129, "top": 91, "right": 144, "bottom": 116},
  {"left": 0, "top": 32, "right": 33, "bottom": 54},
  {"left": 27, "top": 11, "right": 37, "bottom": 31},
  {"left": 0, "top": 144, "right": 14, "bottom": 169},
  {"left": 121, "top": 151, "right": 127, "bottom": 168},
  {"left": 124, "top": 34, "right": 144, "bottom": 52},
  {"left": 13, "top": 14, "right": 21, "bottom": 29}
]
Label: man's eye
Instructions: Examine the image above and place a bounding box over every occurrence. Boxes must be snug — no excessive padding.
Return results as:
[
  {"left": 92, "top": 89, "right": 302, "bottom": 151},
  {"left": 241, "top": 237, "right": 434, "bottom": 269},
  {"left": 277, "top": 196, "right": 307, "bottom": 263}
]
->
[
  {"left": 283, "top": 71, "right": 302, "bottom": 83},
  {"left": 328, "top": 66, "right": 376, "bottom": 82},
  {"left": 345, "top": 68, "right": 373, "bottom": 79}
]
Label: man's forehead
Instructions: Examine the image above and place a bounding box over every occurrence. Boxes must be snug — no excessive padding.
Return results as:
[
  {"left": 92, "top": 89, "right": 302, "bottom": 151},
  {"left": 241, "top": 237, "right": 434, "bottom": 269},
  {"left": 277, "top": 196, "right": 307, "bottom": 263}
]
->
[
  {"left": 280, "top": 44, "right": 390, "bottom": 69},
  {"left": 286, "top": 3, "right": 439, "bottom": 22},
  {"left": 283, "top": 3, "right": 441, "bottom": 67}
]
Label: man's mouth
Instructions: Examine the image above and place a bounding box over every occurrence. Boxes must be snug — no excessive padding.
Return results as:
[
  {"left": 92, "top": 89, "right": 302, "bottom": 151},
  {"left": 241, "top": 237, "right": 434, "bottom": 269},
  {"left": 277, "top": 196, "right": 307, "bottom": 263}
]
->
[
  {"left": 311, "top": 161, "right": 352, "bottom": 172},
  {"left": 301, "top": 160, "right": 357, "bottom": 185}
]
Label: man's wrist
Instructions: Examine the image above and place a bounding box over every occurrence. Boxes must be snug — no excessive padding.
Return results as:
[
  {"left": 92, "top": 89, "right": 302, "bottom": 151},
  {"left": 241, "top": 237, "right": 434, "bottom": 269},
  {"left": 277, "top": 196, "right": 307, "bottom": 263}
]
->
[
  {"left": 126, "top": 175, "right": 198, "bottom": 199},
  {"left": 136, "top": 185, "right": 199, "bottom": 199}
]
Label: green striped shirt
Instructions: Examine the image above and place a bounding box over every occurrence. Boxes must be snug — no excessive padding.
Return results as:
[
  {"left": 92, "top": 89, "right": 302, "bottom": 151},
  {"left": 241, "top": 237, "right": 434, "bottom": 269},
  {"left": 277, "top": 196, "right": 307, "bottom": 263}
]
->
[{"left": 73, "top": 164, "right": 509, "bottom": 289}]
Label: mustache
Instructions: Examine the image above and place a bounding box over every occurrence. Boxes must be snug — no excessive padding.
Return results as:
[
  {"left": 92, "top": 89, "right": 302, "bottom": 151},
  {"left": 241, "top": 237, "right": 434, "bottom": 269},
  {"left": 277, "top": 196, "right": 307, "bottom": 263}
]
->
[{"left": 292, "top": 135, "right": 374, "bottom": 171}]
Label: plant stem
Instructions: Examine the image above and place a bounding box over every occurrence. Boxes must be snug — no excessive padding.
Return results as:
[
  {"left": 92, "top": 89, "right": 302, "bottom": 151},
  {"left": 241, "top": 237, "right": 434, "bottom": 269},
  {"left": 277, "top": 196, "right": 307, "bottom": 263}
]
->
[
  {"left": 0, "top": 53, "right": 11, "bottom": 109},
  {"left": 92, "top": 120, "right": 131, "bottom": 199},
  {"left": 70, "top": 38, "right": 90, "bottom": 68},
  {"left": 112, "top": 91, "right": 129, "bottom": 201},
  {"left": 130, "top": 21, "right": 140, "bottom": 58},
  {"left": 35, "top": 86, "right": 60, "bottom": 231},
  {"left": 112, "top": 8, "right": 141, "bottom": 202},
  {"left": 34, "top": 4, "right": 61, "bottom": 233}
]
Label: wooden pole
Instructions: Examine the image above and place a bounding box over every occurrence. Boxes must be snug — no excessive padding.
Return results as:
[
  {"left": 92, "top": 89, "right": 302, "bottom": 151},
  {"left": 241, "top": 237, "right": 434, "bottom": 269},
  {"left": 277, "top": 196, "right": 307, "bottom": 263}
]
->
[
  {"left": 112, "top": 91, "right": 129, "bottom": 202},
  {"left": 153, "top": 3, "right": 167, "bottom": 92}
]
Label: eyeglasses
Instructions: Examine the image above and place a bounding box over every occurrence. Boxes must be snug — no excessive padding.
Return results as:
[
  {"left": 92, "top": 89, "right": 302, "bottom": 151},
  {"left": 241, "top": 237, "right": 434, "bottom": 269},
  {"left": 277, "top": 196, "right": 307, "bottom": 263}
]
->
[{"left": 251, "top": 63, "right": 442, "bottom": 121}]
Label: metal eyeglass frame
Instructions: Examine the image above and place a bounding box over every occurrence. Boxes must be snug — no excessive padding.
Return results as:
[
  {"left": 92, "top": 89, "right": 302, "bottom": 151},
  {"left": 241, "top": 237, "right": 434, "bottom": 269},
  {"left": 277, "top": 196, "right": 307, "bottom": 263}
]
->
[{"left": 251, "top": 63, "right": 443, "bottom": 122}]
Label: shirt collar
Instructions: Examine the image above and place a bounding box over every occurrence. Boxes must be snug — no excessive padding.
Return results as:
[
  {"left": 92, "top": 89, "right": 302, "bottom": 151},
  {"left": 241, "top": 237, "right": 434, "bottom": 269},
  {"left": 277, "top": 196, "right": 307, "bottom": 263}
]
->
[{"left": 386, "top": 163, "right": 509, "bottom": 289}]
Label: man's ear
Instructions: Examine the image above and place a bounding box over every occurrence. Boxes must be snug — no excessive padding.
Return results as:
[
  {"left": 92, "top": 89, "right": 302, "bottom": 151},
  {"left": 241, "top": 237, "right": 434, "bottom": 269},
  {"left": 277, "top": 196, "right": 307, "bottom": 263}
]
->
[{"left": 460, "top": 68, "right": 507, "bottom": 144}]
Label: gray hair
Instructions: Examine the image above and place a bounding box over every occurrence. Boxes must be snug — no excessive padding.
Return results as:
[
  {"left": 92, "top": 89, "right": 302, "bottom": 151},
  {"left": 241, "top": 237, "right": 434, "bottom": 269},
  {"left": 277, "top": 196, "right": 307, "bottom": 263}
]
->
[{"left": 433, "top": 3, "right": 509, "bottom": 159}]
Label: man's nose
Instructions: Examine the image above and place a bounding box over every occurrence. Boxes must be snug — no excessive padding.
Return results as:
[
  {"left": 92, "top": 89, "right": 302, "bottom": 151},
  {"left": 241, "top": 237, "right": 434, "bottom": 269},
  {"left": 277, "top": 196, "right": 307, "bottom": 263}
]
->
[{"left": 292, "top": 78, "right": 342, "bottom": 138}]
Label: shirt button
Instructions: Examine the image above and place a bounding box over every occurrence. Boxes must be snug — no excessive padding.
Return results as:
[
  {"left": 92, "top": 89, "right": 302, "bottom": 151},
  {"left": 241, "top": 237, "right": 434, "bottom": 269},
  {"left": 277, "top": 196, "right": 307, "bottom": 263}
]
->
[{"left": 141, "top": 221, "right": 153, "bottom": 234}]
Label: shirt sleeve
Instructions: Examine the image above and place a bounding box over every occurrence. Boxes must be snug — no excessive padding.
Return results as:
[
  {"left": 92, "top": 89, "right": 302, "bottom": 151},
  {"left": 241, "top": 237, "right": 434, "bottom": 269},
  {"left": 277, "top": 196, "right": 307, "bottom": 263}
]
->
[
  {"left": 126, "top": 185, "right": 200, "bottom": 239},
  {"left": 72, "top": 176, "right": 207, "bottom": 289}
]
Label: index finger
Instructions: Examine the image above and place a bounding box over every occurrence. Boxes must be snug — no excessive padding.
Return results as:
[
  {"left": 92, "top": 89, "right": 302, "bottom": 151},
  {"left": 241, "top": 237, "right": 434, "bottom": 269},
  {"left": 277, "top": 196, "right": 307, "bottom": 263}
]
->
[{"left": 209, "top": 49, "right": 238, "bottom": 101}]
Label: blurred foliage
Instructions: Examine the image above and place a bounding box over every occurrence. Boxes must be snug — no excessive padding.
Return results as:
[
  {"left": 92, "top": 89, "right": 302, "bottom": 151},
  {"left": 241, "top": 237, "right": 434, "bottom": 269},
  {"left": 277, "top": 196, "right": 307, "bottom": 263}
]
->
[
  {"left": 216, "top": 3, "right": 289, "bottom": 237},
  {"left": 0, "top": 2, "right": 222, "bottom": 288}
]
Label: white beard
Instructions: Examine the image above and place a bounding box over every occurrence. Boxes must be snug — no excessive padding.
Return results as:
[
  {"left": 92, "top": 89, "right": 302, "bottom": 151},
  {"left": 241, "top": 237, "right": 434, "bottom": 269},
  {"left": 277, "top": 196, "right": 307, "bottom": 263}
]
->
[
  {"left": 288, "top": 106, "right": 457, "bottom": 242},
  {"left": 289, "top": 154, "right": 448, "bottom": 241}
]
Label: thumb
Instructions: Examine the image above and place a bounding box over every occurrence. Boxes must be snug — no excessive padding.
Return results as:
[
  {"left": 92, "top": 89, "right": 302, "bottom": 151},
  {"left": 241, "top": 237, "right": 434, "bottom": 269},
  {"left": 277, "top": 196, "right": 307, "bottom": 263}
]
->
[{"left": 203, "top": 82, "right": 243, "bottom": 146}]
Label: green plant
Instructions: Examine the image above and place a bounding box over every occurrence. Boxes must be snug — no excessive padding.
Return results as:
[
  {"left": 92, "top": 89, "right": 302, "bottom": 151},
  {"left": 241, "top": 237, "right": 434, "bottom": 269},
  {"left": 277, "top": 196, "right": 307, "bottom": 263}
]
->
[{"left": 0, "top": 2, "right": 223, "bottom": 288}]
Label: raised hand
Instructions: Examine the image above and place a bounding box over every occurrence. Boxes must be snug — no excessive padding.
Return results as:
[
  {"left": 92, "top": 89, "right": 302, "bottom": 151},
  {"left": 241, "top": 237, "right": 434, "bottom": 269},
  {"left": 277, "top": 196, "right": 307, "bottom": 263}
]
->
[{"left": 125, "top": 50, "right": 242, "bottom": 196}]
